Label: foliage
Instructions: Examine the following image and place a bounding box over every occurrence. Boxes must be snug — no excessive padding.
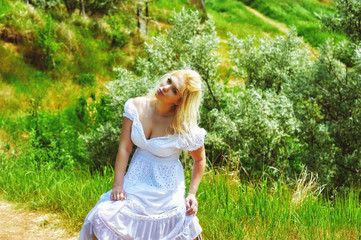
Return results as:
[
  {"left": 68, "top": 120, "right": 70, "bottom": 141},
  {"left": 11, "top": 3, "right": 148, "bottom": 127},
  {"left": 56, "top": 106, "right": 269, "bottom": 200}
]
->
[
  {"left": 85, "top": 0, "right": 121, "bottom": 15},
  {"left": 203, "top": 87, "right": 301, "bottom": 178},
  {"left": 104, "top": 12, "right": 132, "bottom": 48},
  {"left": 24, "top": 96, "right": 89, "bottom": 170},
  {"left": 322, "top": 0, "right": 361, "bottom": 43},
  {"left": 287, "top": 40, "right": 361, "bottom": 190},
  {"left": 136, "top": 8, "right": 220, "bottom": 85},
  {"left": 74, "top": 73, "right": 96, "bottom": 86},
  {"left": 228, "top": 27, "right": 361, "bottom": 189},
  {"left": 229, "top": 29, "right": 312, "bottom": 93},
  {"left": 35, "top": 15, "right": 61, "bottom": 69},
  {"left": 25, "top": 0, "right": 62, "bottom": 9},
  {"left": 61, "top": 0, "right": 121, "bottom": 15}
]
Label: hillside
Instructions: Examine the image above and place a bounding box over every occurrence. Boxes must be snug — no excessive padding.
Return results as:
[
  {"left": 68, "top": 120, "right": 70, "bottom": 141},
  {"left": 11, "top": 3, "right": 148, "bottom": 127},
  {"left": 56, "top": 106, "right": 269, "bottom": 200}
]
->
[{"left": 0, "top": 0, "right": 340, "bottom": 116}]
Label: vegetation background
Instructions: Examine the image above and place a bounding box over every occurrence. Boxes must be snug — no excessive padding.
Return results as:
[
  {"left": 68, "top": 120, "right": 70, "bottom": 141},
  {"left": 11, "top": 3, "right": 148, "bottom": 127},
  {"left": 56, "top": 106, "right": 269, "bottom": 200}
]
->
[{"left": 0, "top": 0, "right": 360, "bottom": 239}]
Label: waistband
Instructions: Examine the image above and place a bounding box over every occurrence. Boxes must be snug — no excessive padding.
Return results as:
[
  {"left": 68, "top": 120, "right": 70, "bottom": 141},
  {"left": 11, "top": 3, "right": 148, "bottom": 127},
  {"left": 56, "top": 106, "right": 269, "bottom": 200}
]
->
[{"left": 134, "top": 148, "right": 180, "bottom": 163}]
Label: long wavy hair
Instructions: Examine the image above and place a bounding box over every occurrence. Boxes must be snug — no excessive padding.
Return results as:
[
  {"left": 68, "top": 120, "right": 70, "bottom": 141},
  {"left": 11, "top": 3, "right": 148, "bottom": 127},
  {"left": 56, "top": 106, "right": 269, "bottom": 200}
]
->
[{"left": 147, "top": 70, "right": 203, "bottom": 135}]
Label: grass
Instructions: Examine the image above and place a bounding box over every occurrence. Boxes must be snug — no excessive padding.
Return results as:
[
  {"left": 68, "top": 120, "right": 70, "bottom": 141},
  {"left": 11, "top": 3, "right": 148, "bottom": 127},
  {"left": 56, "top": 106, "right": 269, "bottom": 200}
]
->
[
  {"left": 0, "top": 152, "right": 359, "bottom": 239},
  {"left": 151, "top": 0, "right": 282, "bottom": 39},
  {"left": 205, "top": 0, "right": 281, "bottom": 39},
  {"left": 239, "top": 0, "right": 346, "bottom": 46},
  {"left": 0, "top": 0, "right": 139, "bottom": 115}
]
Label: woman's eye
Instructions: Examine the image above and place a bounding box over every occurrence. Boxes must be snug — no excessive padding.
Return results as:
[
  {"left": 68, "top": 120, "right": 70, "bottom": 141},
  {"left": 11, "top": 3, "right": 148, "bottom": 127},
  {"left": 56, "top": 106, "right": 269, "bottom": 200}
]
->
[
  {"left": 167, "top": 78, "right": 171, "bottom": 83},
  {"left": 172, "top": 88, "right": 177, "bottom": 94}
]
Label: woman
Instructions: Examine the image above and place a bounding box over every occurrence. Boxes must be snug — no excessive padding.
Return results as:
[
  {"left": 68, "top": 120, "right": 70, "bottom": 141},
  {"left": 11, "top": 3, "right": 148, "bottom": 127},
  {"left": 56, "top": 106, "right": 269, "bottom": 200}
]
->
[{"left": 79, "top": 70, "right": 206, "bottom": 240}]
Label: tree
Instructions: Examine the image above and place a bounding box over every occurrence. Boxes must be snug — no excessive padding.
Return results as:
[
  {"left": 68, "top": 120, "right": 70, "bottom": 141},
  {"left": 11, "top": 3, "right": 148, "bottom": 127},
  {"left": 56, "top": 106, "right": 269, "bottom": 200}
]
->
[
  {"left": 190, "top": 0, "right": 207, "bottom": 20},
  {"left": 288, "top": 40, "right": 361, "bottom": 190},
  {"left": 322, "top": 0, "right": 361, "bottom": 43}
]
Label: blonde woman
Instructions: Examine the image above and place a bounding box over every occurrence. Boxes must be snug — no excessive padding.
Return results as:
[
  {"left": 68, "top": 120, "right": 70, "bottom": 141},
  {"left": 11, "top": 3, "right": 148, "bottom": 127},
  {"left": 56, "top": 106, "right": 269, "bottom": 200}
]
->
[{"left": 79, "top": 70, "right": 206, "bottom": 240}]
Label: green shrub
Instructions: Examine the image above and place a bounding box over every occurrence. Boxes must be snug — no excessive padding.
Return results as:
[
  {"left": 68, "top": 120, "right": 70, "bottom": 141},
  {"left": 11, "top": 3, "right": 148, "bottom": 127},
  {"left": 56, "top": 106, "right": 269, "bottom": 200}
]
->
[
  {"left": 24, "top": 97, "right": 89, "bottom": 170},
  {"left": 35, "top": 15, "right": 61, "bottom": 69},
  {"left": 104, "top": 12, "right": 132, "bottom": 48},
  {"left": 204, "top": 87, "right": 301, "bottom": 179},
  {"left": 228, "top": 29, "right": 312, "bottom": 94},
  {"left": 322, "top": 0, "right": 361, "bottom": 43},
  {"left": 74, "top": 73, "right": 96, "bottom": 86},
  {"left": 229, "top": 27, "right": 361, "bottom": 189},
  {"left": 287, "top": 40, "right": 361, "bottom": 190},
  {"left": 25, "top": 0, "right": 62, "bottom": 9}
]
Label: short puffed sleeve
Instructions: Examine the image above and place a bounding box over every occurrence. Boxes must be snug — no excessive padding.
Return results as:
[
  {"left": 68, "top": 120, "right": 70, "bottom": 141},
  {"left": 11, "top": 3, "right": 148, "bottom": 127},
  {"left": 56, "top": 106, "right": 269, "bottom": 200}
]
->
[
  {"left": 177, "top": 126, "right": 207, "bottom": 151},
  {"left": 123, "top": 99, "right": 135, "bottom": 121}
]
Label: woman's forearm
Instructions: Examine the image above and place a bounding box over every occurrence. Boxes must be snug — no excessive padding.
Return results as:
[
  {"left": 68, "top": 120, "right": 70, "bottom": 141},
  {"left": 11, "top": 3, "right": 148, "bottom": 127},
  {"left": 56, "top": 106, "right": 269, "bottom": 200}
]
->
[
  {"left": 188, "top": 158, "right": 206, "bottom": 195},
  {"left": 113, "top": 148, "right": 131, "bottom": 188}
]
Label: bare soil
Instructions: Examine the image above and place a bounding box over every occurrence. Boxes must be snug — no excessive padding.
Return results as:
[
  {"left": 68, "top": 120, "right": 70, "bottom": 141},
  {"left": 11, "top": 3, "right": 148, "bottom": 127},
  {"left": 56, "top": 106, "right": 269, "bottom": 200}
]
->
[{"left": 0, "top": 200, "right": 78, "bottom": 240}]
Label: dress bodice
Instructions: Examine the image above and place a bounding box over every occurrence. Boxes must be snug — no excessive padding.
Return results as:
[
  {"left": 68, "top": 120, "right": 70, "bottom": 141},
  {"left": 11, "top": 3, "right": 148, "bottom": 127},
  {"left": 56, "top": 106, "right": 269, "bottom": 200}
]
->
[{"left": 123, "top": 98, "right": 206, "bottom": 159}]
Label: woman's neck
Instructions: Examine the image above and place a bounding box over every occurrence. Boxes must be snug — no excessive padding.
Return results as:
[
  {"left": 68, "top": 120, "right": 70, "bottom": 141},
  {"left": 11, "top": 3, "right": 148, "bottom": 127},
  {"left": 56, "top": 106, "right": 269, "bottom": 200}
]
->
[{"left": 154, "top": 100, "right": 176, "bottom": 117}]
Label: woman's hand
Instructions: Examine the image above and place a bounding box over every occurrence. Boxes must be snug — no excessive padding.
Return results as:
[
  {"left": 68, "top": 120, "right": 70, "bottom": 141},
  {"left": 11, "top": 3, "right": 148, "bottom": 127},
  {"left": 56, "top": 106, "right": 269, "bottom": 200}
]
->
[
  {"left": 111, "top": 186, "right": 127, "bottom": 201},
  {"left": 185, "top": 193, "right": 198, "bottom": 215}
]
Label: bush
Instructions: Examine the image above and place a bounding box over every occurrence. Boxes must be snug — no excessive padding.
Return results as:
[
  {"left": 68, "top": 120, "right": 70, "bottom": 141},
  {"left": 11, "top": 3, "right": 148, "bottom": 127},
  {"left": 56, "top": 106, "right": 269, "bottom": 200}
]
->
[
  {"left": 24, "top": 97, "right": 88, "bottom": 170},
  {"left": 287, "top": 40, "right": 361, "bottom": 190},
  {"left": 229, "top": 29, "right": 312, "bottom": 94},
  {"left": 25, "top": 0, "right": 62, "bottom": 9},
  {"left": 322, "top": 0, "right": 361, "bottom": 43},
  {"left": 228, "top": 28, "right": 361, "bottom": 189},
  {"left": 202, "top": 87, "right": 301, "bottom": 179},
  {"left": 74, "top": 73, "right": 96, "bottom": 86},
  {"left": 82, "top": 9, "right": 302, "bottom": 181},
  {"left": 104, "top": 13, "right": 130, "bottom": 48},
  {"left": 35, "top": 15, "right": 61, "bottom": 69}
]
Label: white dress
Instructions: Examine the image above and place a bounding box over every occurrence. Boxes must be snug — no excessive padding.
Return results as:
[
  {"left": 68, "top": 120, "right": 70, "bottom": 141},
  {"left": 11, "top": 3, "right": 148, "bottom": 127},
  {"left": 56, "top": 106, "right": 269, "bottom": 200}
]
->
[{"left": 79, "top": 98, "right": 206, "bottom": 240}]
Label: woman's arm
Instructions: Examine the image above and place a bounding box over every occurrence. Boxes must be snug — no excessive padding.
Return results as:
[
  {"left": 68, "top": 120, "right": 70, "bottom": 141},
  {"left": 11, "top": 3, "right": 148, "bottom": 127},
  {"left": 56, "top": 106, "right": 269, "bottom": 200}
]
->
[
  {"left": 185, "top": 145, "right": 206, "bottom": 215},
  {"left": 111, "top": 117, "right": 134, "bottom": 201}
]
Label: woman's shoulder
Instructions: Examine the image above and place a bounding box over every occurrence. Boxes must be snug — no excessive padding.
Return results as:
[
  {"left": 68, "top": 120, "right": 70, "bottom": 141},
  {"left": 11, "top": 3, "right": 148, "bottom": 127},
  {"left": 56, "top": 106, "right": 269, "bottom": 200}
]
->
[
  {"left": 124, "top": 97, "right": 149, "bottom": 120},
  {"left": 131, "top": 97, "right": 151, "bottom": 113}
]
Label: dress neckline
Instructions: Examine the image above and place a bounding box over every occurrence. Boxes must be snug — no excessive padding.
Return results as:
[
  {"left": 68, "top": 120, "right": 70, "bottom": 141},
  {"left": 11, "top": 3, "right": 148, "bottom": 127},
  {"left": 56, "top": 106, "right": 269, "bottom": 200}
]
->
[{"left": 129, "top": 99, "right": 177, "bottom": 141}]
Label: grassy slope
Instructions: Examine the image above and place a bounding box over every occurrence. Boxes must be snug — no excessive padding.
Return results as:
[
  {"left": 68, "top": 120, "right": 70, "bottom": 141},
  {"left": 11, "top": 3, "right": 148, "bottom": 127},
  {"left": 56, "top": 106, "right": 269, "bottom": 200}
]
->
[
  {"left": 239, "top": 0, "right": 346, "bottom": 46},
  {"left": 0, "top": 0, "right": 340, "bottom": 115}
]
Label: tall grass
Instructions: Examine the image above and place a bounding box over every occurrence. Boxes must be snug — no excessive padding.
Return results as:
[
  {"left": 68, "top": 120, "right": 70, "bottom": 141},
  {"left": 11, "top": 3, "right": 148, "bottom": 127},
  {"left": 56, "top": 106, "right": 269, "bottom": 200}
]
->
[
  {"left": 196, "top": 169, "right": 360, "bottom": 239},
  {"left": 0, "top": 152, "right": 359, "bottom": 239}
]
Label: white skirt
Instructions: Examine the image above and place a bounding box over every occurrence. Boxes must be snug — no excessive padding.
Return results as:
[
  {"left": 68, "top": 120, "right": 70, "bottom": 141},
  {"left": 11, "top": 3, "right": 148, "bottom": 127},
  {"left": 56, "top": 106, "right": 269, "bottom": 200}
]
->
[{"left": 79, "top": 187, "right": 202, "bottom": 240}]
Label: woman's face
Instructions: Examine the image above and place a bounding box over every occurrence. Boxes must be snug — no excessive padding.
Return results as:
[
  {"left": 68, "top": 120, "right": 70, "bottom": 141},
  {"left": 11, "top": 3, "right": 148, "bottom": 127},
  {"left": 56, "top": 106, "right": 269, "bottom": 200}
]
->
[{"left": 155, "top": 74, "right": 186, "bottom": 106}]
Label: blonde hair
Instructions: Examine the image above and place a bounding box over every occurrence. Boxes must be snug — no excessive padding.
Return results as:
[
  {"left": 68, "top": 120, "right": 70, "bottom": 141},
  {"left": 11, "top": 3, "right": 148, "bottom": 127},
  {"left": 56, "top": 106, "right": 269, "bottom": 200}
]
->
[{"left": 147, "top": 70, "right": 203, "bottom": 135}]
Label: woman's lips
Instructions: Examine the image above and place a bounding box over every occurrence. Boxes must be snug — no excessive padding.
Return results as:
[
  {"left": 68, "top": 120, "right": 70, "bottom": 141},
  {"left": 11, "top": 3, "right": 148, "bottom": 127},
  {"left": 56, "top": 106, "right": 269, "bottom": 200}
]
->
[{"left": 158, "top": 88, "right": 164, "bottom": 96}]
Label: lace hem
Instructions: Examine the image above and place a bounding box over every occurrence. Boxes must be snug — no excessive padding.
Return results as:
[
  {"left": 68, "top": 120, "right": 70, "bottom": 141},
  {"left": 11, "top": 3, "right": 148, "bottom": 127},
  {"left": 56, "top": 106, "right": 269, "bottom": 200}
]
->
[{"left": 81, "top": 206, "right": 202, "bottom": 240}]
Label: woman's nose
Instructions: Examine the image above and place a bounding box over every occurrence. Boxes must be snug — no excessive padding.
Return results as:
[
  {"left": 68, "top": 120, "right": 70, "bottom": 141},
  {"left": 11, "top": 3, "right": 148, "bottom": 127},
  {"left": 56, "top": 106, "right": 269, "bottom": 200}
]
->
[{"left": 163, "top": 85, "right": 170, "bottom": 92}]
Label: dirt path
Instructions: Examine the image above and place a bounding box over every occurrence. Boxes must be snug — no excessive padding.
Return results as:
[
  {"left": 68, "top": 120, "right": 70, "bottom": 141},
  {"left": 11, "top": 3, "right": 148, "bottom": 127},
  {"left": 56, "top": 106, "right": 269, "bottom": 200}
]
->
[
  {"left": 245, "top": 6, "right": 289, "bottom": 34},
  {"left": 0, "top": 200, "right": 78, "bottom": 240}
]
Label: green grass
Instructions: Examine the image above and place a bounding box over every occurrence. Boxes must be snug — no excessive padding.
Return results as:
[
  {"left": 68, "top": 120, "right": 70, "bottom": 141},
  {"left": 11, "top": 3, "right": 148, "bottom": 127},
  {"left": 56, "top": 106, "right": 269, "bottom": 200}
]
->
[
  {"left": 0, "top": 153, "right": 360, "bottom": 239},
  {"left": 206, "top": 0, "right": 281, "bottom": 39},
  {"left": 239, "top": 0, "right": 346, "bottom": 46},
  {"left": 0, "top": 0, "right": 11, "bottom": 16},
  {"left": 151, "top": 0, "right": 282, "bottom": 39}
]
